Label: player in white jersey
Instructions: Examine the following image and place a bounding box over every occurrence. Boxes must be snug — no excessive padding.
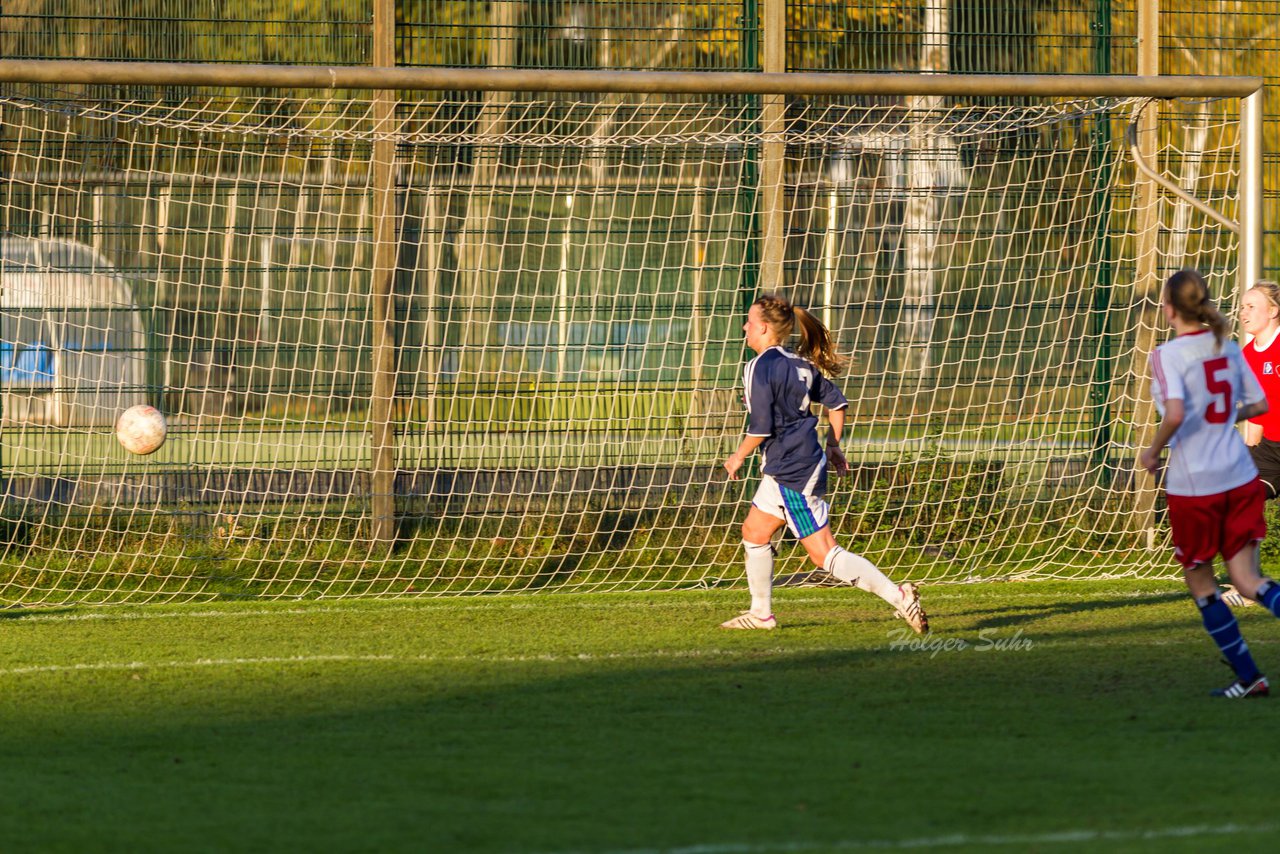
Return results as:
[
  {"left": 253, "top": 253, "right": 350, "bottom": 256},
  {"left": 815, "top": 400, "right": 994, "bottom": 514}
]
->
[
  {"left": 719, "top": 294, "right": 927, "bottom": 633},
  {"left": 1146, "top": 322, "right": 1264, "bottom": 498},
  {"left": 1139, "top": 269, "right": 1280, "bottom": 698}
]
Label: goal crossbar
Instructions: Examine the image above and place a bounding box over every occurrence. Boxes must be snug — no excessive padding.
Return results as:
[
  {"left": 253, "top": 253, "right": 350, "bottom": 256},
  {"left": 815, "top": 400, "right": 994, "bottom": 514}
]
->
[{"left": 0, "top": 60, "right": 1264, "bottom": 99}]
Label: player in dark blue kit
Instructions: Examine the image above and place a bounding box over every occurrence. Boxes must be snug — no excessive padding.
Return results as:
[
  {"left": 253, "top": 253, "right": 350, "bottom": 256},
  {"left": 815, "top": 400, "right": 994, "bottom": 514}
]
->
[{"left": 720, "top": 294, "right": 928, "bottom": 632}]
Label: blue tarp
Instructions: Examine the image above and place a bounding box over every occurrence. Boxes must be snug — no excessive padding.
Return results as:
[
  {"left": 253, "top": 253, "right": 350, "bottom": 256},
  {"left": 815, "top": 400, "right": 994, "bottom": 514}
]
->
[{"left": 0, "top": 340, "right": 55, "bottom": 385}]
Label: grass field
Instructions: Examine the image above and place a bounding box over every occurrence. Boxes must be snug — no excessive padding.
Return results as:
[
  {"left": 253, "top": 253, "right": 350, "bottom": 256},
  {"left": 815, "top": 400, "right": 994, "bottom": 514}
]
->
[{"left": 3, "top": 579, "right": 1279, "bottom": 853}]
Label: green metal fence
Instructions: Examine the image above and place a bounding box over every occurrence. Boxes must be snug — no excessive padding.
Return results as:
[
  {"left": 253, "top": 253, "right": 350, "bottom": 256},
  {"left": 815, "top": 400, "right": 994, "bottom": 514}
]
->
[{"left": 0, "top": 1, "right": 372, "bottom": 64}]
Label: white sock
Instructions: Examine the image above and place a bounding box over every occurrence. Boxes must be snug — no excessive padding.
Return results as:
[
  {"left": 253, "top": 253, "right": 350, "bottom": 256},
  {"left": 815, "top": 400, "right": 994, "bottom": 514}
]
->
[
  {"left": 824, "top": 546, "right": 902, "bottom": 608},
  {"left": 743, "top": 540, "right": 774, "bottom": 616}
]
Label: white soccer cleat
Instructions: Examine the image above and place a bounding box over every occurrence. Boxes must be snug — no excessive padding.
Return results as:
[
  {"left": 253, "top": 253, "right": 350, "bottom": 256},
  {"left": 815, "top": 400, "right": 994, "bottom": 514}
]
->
[
  {"left": 896, "top": 583, "right": 929, "bottom": 634},
  {"left": 1221, "top": 584, "right": 1255, "bottom": 608},
  {"left": 1212, "top": 674, "right": 1269, "bottom": 698},
  {"left": 719, "top": 612, "right": 777, "bottom": 630}
]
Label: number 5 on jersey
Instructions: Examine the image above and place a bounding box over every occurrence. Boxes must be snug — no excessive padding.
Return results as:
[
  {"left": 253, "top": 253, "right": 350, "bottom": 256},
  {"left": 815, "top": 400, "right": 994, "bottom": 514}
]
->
[{"left": 1203, "top": 356, "right": 1232, "bottom": 424}]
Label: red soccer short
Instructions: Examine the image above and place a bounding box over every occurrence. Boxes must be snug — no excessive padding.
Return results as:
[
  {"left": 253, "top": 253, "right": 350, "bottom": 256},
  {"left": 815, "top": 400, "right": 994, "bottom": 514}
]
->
[{"left": 1165, "top": 478, "right": 1267, "bottom": 569}]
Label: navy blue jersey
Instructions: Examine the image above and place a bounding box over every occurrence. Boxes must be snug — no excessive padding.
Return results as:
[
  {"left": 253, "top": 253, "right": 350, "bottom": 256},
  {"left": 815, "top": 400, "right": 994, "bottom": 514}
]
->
[{"left": 744, "top": 346, "right": 849, "bottom": 495}]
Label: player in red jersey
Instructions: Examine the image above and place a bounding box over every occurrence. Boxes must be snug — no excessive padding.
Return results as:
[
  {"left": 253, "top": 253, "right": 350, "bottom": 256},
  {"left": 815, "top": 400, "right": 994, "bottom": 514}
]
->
[
  {"left": 1140, "top": 270, "right": 1280, "bottom": 697},
  {"left": 1240, "top": 280, "right": 1280, "bottom": 497},
  {"left": 1226, "top": 281, "right": 1280, "bottom": 607}
]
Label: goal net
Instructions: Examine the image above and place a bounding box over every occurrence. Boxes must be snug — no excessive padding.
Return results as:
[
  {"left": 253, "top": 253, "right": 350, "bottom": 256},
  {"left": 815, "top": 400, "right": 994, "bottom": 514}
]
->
[{"left": 0, "top": 79, "right": 1250, "bottom": 604}]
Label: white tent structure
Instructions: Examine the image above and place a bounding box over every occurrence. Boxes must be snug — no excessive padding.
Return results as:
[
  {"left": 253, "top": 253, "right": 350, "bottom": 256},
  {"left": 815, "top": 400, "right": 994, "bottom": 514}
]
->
[{"left": 1, "top": 237, "right": 146, "bottom": 426}]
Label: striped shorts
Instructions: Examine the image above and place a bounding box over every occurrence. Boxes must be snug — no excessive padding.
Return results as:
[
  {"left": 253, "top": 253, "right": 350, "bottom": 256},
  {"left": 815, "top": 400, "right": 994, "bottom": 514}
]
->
[{"left": 752, "top": 474, "right": 829, "bottom": 540}]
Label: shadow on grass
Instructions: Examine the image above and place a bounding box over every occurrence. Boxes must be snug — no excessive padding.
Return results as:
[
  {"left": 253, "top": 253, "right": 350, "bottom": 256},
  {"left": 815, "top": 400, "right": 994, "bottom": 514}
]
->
[
  {"left": 956, "top": 589, "right": 1188, "bottom": 630},
  {"left": 0, "top": 632, "right": 1276, "bottom": 852}
]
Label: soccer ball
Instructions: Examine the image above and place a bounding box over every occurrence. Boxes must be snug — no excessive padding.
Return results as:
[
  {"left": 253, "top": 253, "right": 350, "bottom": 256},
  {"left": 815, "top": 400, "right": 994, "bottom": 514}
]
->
[{"left": 115, "top": 404, "right": 167, "bottom": 455}]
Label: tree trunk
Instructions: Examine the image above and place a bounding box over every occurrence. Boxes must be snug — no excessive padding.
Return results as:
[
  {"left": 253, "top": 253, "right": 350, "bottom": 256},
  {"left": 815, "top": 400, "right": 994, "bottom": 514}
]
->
[
  {"left": 899, "top": 0, "right": 948, "bottom": 385},
  {"left": 455, "top": 1, "right": 522, "bottom": 383}
]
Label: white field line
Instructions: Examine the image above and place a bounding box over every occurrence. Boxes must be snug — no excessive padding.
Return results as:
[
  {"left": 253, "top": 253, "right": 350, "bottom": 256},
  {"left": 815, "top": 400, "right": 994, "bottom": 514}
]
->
[
  {"left": 0, "top": 588, "right": 1184, "bottom": 625},
  {"left": 6, "top": 634, "right": 1278, "bottom": 677},
  {"left": 0, "top": 648, "right": 782, "bottom": 676},
  {"left": 559, "top": 822, "right": 1276, "bottom": 854}
]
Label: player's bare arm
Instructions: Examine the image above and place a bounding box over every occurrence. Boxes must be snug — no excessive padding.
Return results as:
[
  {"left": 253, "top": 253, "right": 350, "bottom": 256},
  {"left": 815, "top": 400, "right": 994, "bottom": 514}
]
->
[
  {"left": 1140, "top": 398, "right": 1185, "bottom": 474},
  {"left": 724, "top": 434, "right": 765, "bottom": 480},
  {"left": 825, "top": 407, "right": 850, "bottom": 476},
  {"left": 1245, "top": 421, "right": 1265, "bottom": 445}
]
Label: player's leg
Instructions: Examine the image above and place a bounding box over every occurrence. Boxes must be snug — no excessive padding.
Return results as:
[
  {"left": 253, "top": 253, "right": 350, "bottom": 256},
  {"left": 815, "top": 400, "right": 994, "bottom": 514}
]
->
[
  {"left": 740, "top": 506, "right": 785, "bottom": 618},
  {"left": 1225, "top": 459, "right": 1276, "bottom": 605},
  {"left": 1170, "top": 490, "right": 1268, "bottom": 697},
  {"left": 1187, "top": 563, "right": 1269, "bottom": 698},
  {"left": 1224, "top": 542, "right": 1267, "bottom": 602},
  {"left": 1248, "top": 438, "right": 1280, "bottom": 502},
  {"left": 1221, "top": 478, "right": 1280, "bottom": 618},
  {"left": 795, "top": 510, "right": 929, "bottom": 634},
  {"left": 1228, "top": 445, "right": 1280, "bottom": 604},
  {"left": 1244, "top": 558, "right": 1280, "bottom": 618},
  {"left": 799, "top": 526, "right": 895, "bottom": 603},
  {"left": 721, "top": 484, "right": 786, "bottom": 629}
]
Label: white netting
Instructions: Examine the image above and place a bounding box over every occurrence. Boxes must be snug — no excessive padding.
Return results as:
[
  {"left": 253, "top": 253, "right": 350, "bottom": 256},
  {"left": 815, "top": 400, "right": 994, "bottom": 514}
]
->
[{"left": 0, "top": 87, "right": 1243, "bottom": 604}]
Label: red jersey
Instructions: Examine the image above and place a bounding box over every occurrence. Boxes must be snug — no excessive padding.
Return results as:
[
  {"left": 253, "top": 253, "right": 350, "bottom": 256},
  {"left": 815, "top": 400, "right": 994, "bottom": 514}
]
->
[{"left": 1243, "top": 330, "right": 1280, "bottom": 441}]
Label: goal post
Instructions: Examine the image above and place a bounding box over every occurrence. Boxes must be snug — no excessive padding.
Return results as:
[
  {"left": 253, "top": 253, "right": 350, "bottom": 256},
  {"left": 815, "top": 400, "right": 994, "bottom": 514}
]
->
[
  {"left": 0, "top": 62, "right": 1263, "bottom": 605},
  {"left": 1125, "top": 87, "right": 1265, "bottom": 547}
]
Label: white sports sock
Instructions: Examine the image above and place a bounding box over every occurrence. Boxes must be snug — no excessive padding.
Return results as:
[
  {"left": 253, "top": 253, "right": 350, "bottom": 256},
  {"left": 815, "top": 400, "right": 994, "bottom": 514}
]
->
[
  {"left": 743, "top": 539, "right": 774, "bottom": 617},
  {"left": 824, "top": 546, "right": 902, "bottom": 608}
]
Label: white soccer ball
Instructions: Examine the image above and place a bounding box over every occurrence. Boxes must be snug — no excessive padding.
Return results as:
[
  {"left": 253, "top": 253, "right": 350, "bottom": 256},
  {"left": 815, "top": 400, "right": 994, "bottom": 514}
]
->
[{"left": 116, "top": 404, "right": 167, "bottom": 455}]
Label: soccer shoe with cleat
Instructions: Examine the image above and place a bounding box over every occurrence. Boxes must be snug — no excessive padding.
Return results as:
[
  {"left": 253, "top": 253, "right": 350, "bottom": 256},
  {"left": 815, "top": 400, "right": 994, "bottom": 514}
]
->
[
  {"left": 1221, "top": 584, "right": 1255, "bottom": 608},
  {"left": 719, "top": 612, "right": 777, "bottom": 630},
  {"left": 895, "top": 583, "right": 929, "bottom": 635},
  {"left": 1211, "top": 674, "right": 1270, "bottom": 698}
]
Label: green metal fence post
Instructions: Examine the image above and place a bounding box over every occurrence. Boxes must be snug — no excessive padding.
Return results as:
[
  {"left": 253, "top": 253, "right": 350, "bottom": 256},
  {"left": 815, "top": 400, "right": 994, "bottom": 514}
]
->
[
  {"left": 1131, "top": 0, "right": 1162, "bottom": 543},
  {"left": 760, "top": 0, "right": 786, "bottom": 293},
  {"left": 740, "top": 0, "right": 761, "bottom": 315},
  {"left": 370, "top": 0, "right": 398, "bottom": 548},
  {"left": 1088, "top": 0, "right": 1115, "bottom": 482}
]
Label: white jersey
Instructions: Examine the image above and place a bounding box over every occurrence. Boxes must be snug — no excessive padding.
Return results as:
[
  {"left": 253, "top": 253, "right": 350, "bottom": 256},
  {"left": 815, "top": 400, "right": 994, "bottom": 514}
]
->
[{"left": 1150, "top": 331, "right": 1264, "bottom": 496}]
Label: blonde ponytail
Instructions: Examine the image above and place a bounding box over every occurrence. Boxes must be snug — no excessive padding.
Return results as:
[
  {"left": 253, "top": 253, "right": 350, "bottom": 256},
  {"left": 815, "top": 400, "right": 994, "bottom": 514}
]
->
[
  {"left": 792, "top": 305, "right": 846, "bottom": 377},
  {"left": 753, "top": 294, "right": 846, "bottom": 376}
]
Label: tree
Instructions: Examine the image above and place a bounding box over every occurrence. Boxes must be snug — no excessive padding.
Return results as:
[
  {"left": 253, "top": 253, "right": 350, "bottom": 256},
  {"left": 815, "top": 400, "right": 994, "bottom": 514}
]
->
[
  {"left": 1160, "top": 3, "right": 1280, "bottom": 275},
  {"left": 899, "top": 0, "right": 948, "bottom": 381}
]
